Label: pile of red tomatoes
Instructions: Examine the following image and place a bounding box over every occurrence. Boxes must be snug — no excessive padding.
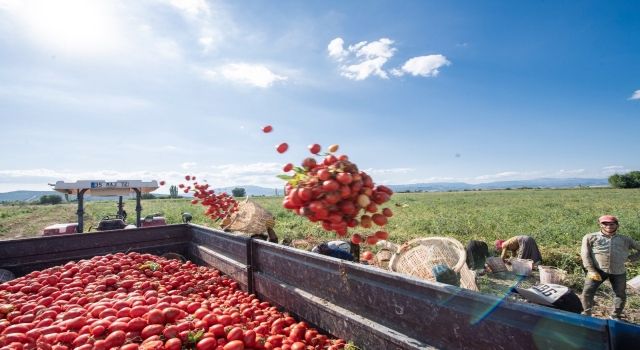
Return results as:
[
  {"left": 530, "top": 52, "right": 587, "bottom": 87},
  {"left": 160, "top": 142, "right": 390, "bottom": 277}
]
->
[
  {"left": 0, "top": 253, "right": 346, "bottom": 350},
  {"left": 278, "top": 143, "right": 394, "bottom": 246}
]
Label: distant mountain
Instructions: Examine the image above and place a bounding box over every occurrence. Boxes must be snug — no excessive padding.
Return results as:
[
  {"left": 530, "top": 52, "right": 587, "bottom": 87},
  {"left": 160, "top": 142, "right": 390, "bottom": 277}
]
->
[
  {"left": 214, "top": 185, "right": 280, "bottom": 197},
  {"left": 0, "top": 190, "right": 60, "bottom": 202},
  {"left": 0, "top": 178, "right": 610, "bottom": 202},
  {"left": 388, "top": 178, "right": 609, "bottom": 192}
]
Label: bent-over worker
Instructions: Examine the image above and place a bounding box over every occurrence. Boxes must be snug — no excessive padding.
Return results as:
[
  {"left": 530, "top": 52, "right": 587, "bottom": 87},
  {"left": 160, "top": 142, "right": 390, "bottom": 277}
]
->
[{"left": 495, "top": 235, "right": 542, "bottom": 265}]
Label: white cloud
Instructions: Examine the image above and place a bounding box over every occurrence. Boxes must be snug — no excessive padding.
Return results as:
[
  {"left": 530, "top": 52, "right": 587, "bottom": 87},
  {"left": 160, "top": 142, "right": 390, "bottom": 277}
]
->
[
  {"left": 556, "top": 169, "right": 585, "bottom": 176},
  {"left": 365, "top": 167, "right": 414, "bottom": 175},
  {"left": 391, "top": 54, "right": 451, "bottom": 77},
  {"left": 342, "top": 57, "right": 390, "bottom": 80},
  {"left": 629, "top": 90, "right": 640, "bottom": 100},
  {"left": 327, "top": 37, "right": 347, "bottom": 60},
  {"left": 327, "top": 37, "right": 449, "bottom": 81},
  {"left": 354, "top": 38, "right": 396, "bottom": 59},
  {"left": 213, "top": 63, "right": 287, "bottom": 88},
  {"left": 327, "top": 38, "right": 396, "bottom": 80},
  {"left": 602, "top": 165, "right": 628, "bottom": 175},
  {"left": 181, "top": 162, "right": 197, "bottom": 170}
]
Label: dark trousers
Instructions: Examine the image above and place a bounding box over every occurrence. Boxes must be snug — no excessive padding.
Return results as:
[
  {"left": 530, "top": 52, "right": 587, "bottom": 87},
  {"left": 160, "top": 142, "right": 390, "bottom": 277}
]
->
[{"left": 581, "top": 270, "right": 627, "bottom": 317}]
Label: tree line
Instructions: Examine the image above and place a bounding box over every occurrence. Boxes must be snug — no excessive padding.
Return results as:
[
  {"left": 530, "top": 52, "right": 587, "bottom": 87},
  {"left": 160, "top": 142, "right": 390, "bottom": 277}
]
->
[{"left": 608, "top": 171, "right": 640, "bottom": 188}]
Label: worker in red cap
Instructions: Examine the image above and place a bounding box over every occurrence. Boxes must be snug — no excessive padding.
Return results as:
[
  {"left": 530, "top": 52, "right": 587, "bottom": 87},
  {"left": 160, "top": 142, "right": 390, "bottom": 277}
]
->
[{"left": 580, "top": 215, "right": 640, "bottom": 319}]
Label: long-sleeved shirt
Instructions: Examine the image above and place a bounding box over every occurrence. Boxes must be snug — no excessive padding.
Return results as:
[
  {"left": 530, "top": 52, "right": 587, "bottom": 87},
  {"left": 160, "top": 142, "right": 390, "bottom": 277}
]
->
[{"left": 581, "top": 231, "right": 640, "bottom": 275}]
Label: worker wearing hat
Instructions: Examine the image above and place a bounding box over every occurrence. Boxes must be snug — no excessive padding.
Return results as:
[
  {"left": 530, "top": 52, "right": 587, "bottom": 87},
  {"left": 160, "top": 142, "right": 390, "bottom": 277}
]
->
[{"left": 580, "top": 215, "right": 640, "bottom": 319}]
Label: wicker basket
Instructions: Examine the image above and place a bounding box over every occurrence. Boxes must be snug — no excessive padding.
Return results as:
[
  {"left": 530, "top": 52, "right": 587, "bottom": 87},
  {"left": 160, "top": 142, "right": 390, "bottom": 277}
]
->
[
  {"left": 221, "top": 198, "right": 274, "bottom": 236},
  {"left": 389, "top": 237, "right": 478, "bottom": 291}
]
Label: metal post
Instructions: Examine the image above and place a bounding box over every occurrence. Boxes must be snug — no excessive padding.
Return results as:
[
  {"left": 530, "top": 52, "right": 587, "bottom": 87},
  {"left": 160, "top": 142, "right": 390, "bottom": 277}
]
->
[
  {"left": 77, "top": 189, "right": 88, "bottom": 233},
  {"left": 134, "top": 188, "right": 142, "bottom": 227},
  {"left": 118, "top": 196, "right": 124, "bottom": 218}
]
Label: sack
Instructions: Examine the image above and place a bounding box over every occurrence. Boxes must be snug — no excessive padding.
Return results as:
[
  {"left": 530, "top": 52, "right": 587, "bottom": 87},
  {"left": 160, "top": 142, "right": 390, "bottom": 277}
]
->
[
  {"left": 516, "top": 283, "right": 583, "bottom": 314},
  {"left": 432, "top": 264, "right": 460, "bottom": 287}
]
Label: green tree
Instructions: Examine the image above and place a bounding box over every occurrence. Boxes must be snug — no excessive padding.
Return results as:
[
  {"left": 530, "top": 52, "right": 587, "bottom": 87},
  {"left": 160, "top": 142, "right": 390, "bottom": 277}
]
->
[
  {"left": 39, "top": 194, "right": 62, "bottom": 205},
  {"left": 608, "top": 171, "right": 640, "bottom": 188},
  {"left": 232, "top": 187, "right": 246, "bottom": 197},
  {"left": 169, "top": 185, "right": 179, "bottom": 198}
]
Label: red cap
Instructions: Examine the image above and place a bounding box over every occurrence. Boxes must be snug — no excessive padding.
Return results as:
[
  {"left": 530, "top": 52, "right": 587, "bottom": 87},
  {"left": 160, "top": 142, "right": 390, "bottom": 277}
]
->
[
  {"left": 495, "top": 239, "right": 505, "bottom": 251},
  {"left": 598, "top": 215, "right": 618, "bottom": 224}
]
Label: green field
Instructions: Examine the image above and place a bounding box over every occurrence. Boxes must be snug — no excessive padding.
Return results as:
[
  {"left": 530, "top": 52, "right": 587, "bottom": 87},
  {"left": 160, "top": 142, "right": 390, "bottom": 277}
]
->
[
  {"left": 2, "top": 187, "right": 640, "bottom": 321},
  {"left": 2, "top": 188, "right": 640, "bottom": 275}
]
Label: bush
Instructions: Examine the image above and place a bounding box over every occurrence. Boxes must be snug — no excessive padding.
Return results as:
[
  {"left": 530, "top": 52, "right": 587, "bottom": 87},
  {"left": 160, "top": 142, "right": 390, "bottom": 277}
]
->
[{"left": 39, "top": 195, "right": 62, "bottom": 205}]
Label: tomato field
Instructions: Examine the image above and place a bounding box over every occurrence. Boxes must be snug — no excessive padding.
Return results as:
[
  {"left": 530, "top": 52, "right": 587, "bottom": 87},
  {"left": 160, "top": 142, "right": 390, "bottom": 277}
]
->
[{"left": 2, "top": 187, "right": 640, "bottom": 324}]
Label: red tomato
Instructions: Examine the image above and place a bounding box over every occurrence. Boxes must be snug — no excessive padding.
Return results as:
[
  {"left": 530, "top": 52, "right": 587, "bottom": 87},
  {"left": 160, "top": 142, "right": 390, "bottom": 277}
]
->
[
  {"left": 276, "top": 143, "right": 288, "bottom": 154},
  {"left": 196, "top": 337, "right": 218, "bottom": 350},
  {"left": 159, "top": 180, "right": 166, "bottom": 186},
  {"left": 224, "top": 340, "right": 245, "bottom": 350},
  {"left": 361, "top": 251, "right": 374, "bottom": 260},
  {"left": 104, "top": 330, "right": 126, "bottom": 348},
  {"left": 164, "top": 338, "right": 182, "bottom": 350},
  {"left": 365, "top": 235, "right": 378, "bottom": 245},
  {"left": 226, "top": 326, "right": 244, "bottom": 341},
  {"left": 162, "top": 307, "right": 181, "bottom": 323},
  {"left": 374, "top": 230, "right": 389, "bottom": 240},
  {"left": 308, "top": 143, "right": 321, "bottom": 154},
  {"left": 283, "top": 163, "right": 294, "bottom": 172},
  {"left": 141, "top": 324, "right": 165, "bottom": 339},
  {"left": 291, "top": 342, "right": 306, "bottom": 350},
  {"left": 351, "top": 233, "right": 362, "bottom": 244},
  {"left": 262, "top": 125, "right": 273, "bottom": 133},
  {"left": 243, "top": 330, "right": 256, "bottom": 347},
  {"left": 147, "top": 309, "right": 165, "bottom": 324}
]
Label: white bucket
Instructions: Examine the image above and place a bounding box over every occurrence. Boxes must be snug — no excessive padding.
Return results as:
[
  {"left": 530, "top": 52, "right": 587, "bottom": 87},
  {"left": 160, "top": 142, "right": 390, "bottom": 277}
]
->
[
  {"left": 628, "top": 275, "right": 640, "bottom": 291},
  {"left": 511, "top": 258, "right": 533, "bottom": 276},
  {"left": 539, "top": 266, "right": 566, "bottom": 284}
]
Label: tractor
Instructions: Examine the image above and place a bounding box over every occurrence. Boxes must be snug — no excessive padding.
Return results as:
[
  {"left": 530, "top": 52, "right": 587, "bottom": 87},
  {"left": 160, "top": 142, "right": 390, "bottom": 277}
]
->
[{"left": 42, "top": 180, "right": 166, "bottom": 236}]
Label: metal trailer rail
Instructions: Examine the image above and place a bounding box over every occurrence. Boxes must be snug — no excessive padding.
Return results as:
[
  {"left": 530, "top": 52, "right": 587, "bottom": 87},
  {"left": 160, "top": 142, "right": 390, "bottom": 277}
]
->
[{"left": 1, "top": 224, "right": 638, "bottom": 350}]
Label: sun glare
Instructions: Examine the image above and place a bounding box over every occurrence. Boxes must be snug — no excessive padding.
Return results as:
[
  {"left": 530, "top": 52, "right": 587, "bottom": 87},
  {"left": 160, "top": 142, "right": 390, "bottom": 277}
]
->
[{"left": 20, "top": 0, "right": 122, "bottom": 56}]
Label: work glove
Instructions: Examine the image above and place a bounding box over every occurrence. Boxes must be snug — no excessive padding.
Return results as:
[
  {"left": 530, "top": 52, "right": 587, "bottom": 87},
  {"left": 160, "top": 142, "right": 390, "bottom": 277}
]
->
[{"left": 587, "top": 271, "right": 602, "bottom": 281}]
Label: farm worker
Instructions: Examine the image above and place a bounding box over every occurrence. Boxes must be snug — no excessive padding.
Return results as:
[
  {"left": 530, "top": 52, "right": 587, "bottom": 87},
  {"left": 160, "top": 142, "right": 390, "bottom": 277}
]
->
[
  {"left": 312, "top": 241, "right": 354, "bottom": 261},
  {"left": 580, "top": 215, "right": 640, "bottom": 319},
  {"left": 494, "top": 235, "right": 542, "bottom": 265},
  {"left": 465, "top": 240, "right": 490, "bottom": 270}
]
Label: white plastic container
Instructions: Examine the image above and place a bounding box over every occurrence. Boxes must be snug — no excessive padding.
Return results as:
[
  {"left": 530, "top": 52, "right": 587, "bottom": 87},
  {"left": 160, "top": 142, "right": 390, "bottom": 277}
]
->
[
  {"left": 511, "top": 258, "right": 533, "bottom": 276},
  {"left": 539, "top": 266, "right": 567, "bottom": 284},
  {"left": 628, "top": 275, "right": 640, "bottom": 291}
]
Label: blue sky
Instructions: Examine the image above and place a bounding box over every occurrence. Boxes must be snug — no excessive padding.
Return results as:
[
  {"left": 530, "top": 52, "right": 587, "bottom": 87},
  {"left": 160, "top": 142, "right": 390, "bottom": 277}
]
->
[{"left": 0, "top": 0, "right": 639, "bottom": 193}]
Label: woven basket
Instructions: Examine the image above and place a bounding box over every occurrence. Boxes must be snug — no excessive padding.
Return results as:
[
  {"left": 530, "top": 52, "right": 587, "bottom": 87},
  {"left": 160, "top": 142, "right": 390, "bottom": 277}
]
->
[
  {"left": 389, "top": 237, "right": 478, "bottom": 291},
  {"left": 221, "top": 198, "right": 274, "bottom": 236}
]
